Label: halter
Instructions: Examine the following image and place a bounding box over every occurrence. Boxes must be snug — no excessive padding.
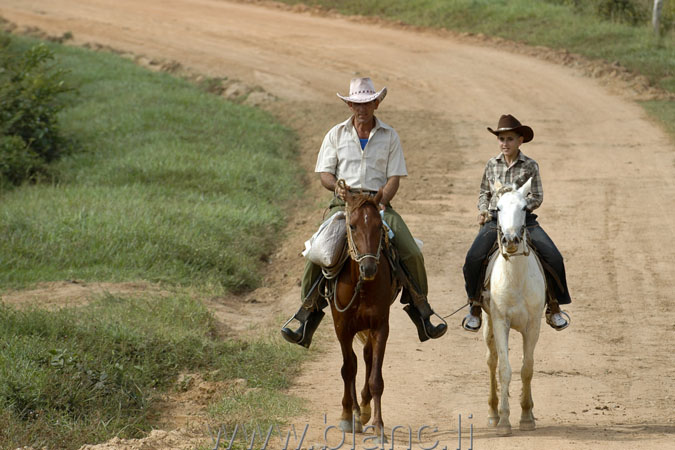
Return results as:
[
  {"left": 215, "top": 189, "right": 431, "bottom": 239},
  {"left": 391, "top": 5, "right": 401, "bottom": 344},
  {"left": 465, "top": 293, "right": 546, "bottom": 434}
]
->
[
  {"left": 496, "top": 222, "right": 530, "bottom": 260},
  {"left": 495, "top": 185, "right": 530, "bottom": 260},
  {"left": 345, "top": 205, "right": 384, "bottom": 264},
  {"left": 332, "top": 197, "right": 388, "bottom": 313}
]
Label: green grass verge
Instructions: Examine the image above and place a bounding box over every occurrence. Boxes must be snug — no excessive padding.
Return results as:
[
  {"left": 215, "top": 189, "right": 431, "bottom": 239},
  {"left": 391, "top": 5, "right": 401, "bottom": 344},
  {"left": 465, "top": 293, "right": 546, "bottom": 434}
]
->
[
  {"left": 0, "top": 296, "right": 306, "bottom": 449},
  {"left": 0, "top": 34, "right": 303, "bottom": 291},
  {"left": 0, "top": 34, "right": 309, "bottom": 448},
  {"left": 276, "top": 0, "right": 674, "bottom": 138}
]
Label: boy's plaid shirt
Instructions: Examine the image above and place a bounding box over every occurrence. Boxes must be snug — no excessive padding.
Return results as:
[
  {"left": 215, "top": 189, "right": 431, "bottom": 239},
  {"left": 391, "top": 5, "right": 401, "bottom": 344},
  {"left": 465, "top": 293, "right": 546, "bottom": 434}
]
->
[{"left": 478, "top": 151, "right": 543, "bottom": 213}]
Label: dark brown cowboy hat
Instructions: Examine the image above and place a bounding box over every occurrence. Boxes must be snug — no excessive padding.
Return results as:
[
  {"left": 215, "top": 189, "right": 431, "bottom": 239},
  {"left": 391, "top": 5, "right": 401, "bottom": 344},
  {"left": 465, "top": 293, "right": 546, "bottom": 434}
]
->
[{"left": 487, "top": 114, "right": 534, "bottom": 143}]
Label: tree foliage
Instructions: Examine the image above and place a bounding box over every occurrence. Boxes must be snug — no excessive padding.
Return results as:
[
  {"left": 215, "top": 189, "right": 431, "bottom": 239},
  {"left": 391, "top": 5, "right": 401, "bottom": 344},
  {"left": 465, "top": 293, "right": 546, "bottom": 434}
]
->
[{"left": 0, "top": 35, "right": 71, "bottom": 187}]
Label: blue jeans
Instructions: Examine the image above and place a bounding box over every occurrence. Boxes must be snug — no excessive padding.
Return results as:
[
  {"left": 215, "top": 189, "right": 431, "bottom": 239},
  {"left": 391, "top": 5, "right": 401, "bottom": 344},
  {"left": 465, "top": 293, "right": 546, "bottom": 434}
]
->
[{"left": 462, "top": 213, "right": 571, "bottom": 305}]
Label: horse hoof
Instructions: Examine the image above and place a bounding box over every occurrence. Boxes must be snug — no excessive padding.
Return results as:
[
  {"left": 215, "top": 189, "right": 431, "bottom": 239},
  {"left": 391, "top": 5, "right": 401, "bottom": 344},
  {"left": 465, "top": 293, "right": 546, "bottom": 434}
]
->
[
  {"left": 487, "top": 416, "right": 499, "bottom": 428},
  {"left": 496, "top": 425, "right": 512, "bottom": 436},
  {"left": 339, "top": 420, "right": 353, "bottom": 433},
  {"left": 519, "top": 420, "right": 536, "bottom": 431}
]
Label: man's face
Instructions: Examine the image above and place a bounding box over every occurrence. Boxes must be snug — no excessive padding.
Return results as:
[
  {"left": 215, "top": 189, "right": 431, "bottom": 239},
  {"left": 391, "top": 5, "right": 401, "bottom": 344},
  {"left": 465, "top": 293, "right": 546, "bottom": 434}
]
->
[
  {"left": 497, "top": 131, "right": 523, "bottom": 160},
  {"left": 348, "top": 100, "right": 379, "bottom": 127}
]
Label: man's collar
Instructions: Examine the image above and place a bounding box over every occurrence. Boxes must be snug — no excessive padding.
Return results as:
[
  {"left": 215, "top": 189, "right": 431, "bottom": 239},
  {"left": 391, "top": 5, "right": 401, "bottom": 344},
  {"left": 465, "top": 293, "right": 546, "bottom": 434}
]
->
[{"left": 342, "top": 115, "right": 390, "bottom": 130}]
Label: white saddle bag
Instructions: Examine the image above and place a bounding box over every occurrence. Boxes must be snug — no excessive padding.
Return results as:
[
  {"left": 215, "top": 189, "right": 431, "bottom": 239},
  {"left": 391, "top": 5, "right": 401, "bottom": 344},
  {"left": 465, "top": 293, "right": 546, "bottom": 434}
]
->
[{"left": 302, "top": 212, "right": 347, "bottom": 268}]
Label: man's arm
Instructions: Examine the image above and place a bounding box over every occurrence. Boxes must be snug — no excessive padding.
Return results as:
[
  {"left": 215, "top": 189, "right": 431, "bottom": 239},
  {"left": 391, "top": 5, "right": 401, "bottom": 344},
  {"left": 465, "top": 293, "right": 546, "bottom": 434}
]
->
[
  {"left": 320, "top": 172, "right": 349, "bottom": 199},
  {"left": 379, "top": 176, "right": 400, "bottom": 209},
  {"left": 319, "top": 172, "right": 337, "bottom": 191}
]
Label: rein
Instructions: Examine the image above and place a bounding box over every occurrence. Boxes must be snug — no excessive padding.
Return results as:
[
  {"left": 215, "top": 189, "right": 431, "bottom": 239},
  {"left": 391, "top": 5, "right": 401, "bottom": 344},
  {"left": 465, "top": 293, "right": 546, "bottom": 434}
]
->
[
  {"left": 495, "top": 185, "right": 530, "bottom": 260},
  {"left": 345, "top": 206, "right": 383, "bottom": 264},
  {"left": 333, "top": 193, "right": 387, "bottom": 313}
]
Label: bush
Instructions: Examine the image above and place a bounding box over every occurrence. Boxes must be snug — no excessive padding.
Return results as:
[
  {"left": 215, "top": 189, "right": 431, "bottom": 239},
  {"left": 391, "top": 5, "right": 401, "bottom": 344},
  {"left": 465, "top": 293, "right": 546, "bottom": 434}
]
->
[
  {"left": 0, "top": 35, "right": 71, "bottom": 186},
  {"left": 595, "top": 0, "right": 648, "bottom": 25},
  {"left": 0, "top": 136, "right": 44, "bottom": 188}
]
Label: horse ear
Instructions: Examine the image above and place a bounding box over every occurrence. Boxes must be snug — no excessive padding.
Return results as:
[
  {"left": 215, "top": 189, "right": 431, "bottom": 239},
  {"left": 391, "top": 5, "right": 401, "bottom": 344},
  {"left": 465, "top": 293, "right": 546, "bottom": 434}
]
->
[
  {"left": 494, "top": 179, "right": 503, "bottom": 191},
  {"left": 374, "top": 189, "right": 383, "bottom": 205},
  {"left": 518, "top": 178, "right": 532, "bottom": 197}
]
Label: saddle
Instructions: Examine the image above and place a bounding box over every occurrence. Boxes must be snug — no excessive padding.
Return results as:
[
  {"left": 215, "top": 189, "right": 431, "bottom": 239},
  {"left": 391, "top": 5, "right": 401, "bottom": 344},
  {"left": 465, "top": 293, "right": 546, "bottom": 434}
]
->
[
  {"left": 304, "top": 237, "right": 403, "bottom": 311},
  {"left": 478, "top": 237, "right": 563, "bottom": 309}
]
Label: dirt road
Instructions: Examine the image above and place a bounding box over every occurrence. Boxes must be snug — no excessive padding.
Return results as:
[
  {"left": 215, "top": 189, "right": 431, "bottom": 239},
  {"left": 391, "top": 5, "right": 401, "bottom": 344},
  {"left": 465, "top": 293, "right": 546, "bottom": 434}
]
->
[{"left": 2, "top": 1, "right": 674, "bottom": 449}]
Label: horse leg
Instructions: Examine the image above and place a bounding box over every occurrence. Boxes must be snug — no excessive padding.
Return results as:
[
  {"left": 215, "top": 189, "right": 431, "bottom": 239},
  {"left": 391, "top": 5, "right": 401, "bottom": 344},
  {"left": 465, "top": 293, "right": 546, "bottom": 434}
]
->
[
  {"left": 368, "top": 324, "right": 389, "bottom": 444},
  {"left": 519, "top": 326, "right": 540, "bottom": 431},
  {"left": 483, "top": 315, "right": 499, "bottom": 428},
  {"left": 359, "top": 331, "right": 373, "bottom": 426},
  {"left": 338, "top": 333, "right": 360, "bottom": 433},
  {"left": 491, "top": 318, "right": 512, "bottom": 436}
]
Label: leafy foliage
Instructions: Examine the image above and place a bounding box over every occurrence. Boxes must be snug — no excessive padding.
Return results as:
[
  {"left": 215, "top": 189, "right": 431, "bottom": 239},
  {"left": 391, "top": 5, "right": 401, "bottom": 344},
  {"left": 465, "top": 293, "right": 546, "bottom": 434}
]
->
[
  {"left": 595, "top": 0, "right": 649, "bottom": 25},
  {"left": 0, "top": 35, "right": 71, "bottom": 187}
]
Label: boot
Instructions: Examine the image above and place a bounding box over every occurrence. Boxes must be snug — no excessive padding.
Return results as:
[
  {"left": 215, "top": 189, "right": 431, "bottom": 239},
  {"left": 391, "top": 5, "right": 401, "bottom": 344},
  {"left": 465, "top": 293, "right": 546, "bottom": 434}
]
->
[
  {"left": 462, "top": 301, "right": 482, "bottom": 332},
  {"left": 401, "top": 291, "right": 447, "bottom": 342},
  {"left": 281, "top": 307, "right": 325, "bottom": 348}
]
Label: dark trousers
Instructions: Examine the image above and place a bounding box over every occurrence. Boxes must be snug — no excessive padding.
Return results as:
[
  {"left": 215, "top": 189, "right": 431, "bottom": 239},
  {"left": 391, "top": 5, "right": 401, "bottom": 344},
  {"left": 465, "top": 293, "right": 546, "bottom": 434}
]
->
[{"left": 462, "top": 213, "right": 571, "bottom": 305}]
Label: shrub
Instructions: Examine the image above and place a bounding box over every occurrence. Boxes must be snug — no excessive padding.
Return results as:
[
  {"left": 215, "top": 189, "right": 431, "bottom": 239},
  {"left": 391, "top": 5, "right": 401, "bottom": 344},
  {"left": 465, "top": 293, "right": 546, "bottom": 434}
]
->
[
  {"left": 0, "top": 135, "right": 44, "bottom": 188},
  {"left": 0, "top": 35, "right": 71, "bottom": 186},
  {"left": 595, "top": 0, "right": 648, "bottom": 25}
]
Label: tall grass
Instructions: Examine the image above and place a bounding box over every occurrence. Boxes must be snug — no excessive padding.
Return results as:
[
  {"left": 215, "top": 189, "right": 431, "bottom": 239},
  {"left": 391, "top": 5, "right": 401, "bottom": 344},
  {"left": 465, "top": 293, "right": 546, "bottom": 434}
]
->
[
  {"left": 0, "top": 296, "right": 306, "bottom": 449},
  {"left": 0, "top": 34, "right": 303, "bottom": 291},
  {"left": 0, "top": 35, "right": 309, "bottom": 448}
]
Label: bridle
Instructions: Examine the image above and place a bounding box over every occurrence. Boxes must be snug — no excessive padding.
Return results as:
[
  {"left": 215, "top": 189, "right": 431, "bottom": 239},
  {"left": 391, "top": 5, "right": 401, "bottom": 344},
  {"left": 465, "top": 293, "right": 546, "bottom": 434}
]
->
[
  {"left": 345, "top": 204, "right": 384, "bottom": 265},
  {"left": 495, "top": 186, "right": 530, "bottom": 260},
  {"left": 332, "top": 198, "right": 387, "bottom": 313},
  {"left": 496, "top": 222, "right": 530, "bottom": 260}
]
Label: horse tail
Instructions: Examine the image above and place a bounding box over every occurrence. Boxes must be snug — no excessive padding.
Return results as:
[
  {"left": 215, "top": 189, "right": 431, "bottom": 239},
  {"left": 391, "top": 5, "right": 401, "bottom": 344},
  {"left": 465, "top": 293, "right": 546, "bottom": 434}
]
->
[{"left": 355, "top": 330, "right": 369, "bottom": 346}]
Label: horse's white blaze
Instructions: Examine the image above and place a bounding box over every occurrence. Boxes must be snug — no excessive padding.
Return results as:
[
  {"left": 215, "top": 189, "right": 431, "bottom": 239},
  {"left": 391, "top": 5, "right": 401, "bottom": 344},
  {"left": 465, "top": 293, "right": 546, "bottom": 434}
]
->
[{"left": 484, "top": 177, "right": 546, "bottom": 435}]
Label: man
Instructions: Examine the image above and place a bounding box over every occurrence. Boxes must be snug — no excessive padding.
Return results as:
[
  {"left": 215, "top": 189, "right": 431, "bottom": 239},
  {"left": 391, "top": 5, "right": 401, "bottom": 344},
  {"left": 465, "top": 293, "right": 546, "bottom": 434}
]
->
[
  {"left": 462, "top": 114, "right": 571, "bottom": 332},
  {"left": 281, "top": 77, "right": 447, "bottom": 348}
]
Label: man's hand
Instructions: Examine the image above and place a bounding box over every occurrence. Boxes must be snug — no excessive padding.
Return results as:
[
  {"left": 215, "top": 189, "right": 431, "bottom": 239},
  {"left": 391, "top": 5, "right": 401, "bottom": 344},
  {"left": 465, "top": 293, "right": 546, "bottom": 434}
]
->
[{"left": 335, "top": 181, "right": 350, "bottom": 200}]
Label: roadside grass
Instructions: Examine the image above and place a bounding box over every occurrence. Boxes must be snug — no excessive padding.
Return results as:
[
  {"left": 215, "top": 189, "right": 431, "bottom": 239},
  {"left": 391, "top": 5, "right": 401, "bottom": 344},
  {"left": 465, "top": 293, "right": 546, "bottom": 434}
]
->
[
  {"left": 0, "top": 295, "right": 306, "bottom": 449},
  {"left": 0, "top": 35, "right": 309, "bottom": 448},
  {"left": 276, "top": 0, "right": 674, "bottom": 139},
  {"left": 0, "top": 34, "right": 303, "bottom": 291}
]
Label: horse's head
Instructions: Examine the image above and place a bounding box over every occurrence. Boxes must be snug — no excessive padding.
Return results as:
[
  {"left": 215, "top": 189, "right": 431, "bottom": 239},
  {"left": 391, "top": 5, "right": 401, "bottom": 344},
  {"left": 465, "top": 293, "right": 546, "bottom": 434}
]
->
[
  {"left": 345, "top": 189, "right": 384, "bottom": 281},
  {"left": 495, "top": 178, "right": 532, "bottom": 255}
]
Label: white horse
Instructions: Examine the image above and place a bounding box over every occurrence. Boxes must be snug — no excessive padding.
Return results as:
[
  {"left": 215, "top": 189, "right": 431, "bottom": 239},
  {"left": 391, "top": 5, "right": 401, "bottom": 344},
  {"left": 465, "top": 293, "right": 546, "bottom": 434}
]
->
[{"left": 482, "top": 178, "right": 546, "bottom": 436}]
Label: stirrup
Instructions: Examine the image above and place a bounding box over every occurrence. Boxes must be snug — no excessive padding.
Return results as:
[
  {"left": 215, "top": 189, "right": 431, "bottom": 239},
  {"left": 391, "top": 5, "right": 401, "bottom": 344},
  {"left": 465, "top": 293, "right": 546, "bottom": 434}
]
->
[
  {"left": 280, "top": 310, "right": 325, "bottom": 348},
  {"left": 403, "top": 305, "right": 447, "bottom": 342},
  {"left": 546, "top": 310, "right": 570, "bottom": 331},
  {"left": 461, "top": 313, "right": 482, "bottom": 332}
]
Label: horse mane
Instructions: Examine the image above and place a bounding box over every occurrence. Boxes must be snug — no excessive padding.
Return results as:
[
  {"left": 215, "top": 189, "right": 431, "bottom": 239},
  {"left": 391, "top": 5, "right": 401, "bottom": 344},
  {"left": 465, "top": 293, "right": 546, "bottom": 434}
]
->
[
  {"left": 347, "top": 194, "right": 378, "bottom": 214},
  {"left": 495, "top": 184, "right": 515, "bottom": 199}
]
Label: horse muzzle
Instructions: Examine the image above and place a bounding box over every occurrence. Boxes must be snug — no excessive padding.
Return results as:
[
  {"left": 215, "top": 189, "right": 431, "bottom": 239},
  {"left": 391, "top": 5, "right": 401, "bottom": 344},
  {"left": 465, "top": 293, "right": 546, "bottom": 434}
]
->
[
  {"left": 359, "top": 259, "right": 378, "bottom": 280},
  {"left": 501, "top": 233, "right": 521, "bottom": 254}
]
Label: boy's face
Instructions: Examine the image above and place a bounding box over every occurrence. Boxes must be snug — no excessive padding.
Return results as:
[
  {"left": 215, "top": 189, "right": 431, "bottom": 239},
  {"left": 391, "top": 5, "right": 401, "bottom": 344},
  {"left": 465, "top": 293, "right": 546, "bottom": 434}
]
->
[{"left": 497, "top": 131, "right": 523, "bottom": 160}]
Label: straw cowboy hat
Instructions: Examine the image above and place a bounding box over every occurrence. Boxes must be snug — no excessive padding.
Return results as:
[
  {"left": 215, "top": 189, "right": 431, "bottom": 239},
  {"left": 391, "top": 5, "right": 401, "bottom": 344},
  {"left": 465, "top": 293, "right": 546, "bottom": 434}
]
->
[
  {"left": 487, "top": 114, "right": 534, "bottom": 143},
  {"left": 337, "top": 77, "right": 387, "bottom": 104}
]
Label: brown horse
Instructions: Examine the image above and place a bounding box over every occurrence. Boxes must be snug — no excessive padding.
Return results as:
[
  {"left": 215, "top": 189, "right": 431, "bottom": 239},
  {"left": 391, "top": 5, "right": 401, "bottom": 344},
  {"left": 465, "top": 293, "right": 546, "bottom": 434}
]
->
[{"left": 330, "top": 187, "right": 399, "bottom": 443}]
